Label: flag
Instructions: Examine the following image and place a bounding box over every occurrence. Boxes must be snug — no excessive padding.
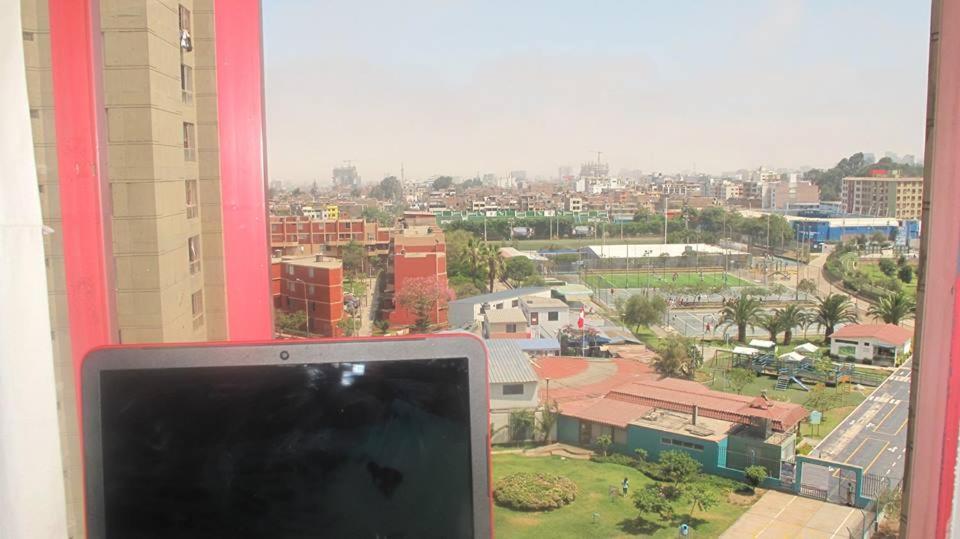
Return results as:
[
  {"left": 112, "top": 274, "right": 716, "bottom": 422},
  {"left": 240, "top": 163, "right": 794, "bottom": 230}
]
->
[{"left": 577, "top": 307, "right": 585, "bottom": 329}]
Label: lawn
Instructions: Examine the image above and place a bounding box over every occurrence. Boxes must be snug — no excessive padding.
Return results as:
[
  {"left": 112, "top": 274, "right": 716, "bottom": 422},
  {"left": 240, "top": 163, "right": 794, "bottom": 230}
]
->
[
  {"left": 859, "top": 263, "right": 918, "bottom": 300},
  {"left": 492, "top": 454, "right": 755, "bottom": 538},
  {"left": 512, "top": 237, "right": 661, "bottom": 251},
  {"left": 585, "top": 272, "right": 750, "bottom": 290}
]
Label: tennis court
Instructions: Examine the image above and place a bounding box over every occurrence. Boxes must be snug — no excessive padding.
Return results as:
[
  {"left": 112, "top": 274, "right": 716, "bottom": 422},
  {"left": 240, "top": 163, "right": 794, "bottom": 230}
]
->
[{"left": 585, "top": 271, "right": 750, "bottom": 290}]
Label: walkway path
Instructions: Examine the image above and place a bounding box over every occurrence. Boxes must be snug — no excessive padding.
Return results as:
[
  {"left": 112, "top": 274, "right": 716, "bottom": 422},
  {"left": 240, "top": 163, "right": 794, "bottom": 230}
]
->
[
  {"left": 358, "top": 276, "right": 377, "bottom": 336},
  {"left": 720, "top": 490, "right": 870, "bottom": 538}
]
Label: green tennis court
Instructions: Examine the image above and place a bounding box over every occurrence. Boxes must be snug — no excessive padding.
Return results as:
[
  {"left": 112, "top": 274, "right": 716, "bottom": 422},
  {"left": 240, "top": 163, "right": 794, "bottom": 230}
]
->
[{"left": 585, "top": 271, "right": 750, "bottom": 289}]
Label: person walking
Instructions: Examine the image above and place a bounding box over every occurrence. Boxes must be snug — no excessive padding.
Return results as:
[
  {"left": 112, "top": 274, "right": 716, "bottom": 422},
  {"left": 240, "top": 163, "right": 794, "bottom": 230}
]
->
[{"left": 621, "top": 477, "right": 629, "bottom": 497}]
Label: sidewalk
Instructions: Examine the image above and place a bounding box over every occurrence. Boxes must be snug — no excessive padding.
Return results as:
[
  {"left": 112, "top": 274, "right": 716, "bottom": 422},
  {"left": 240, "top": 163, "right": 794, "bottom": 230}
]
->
[{"left": 720, "top": 490, "right": 871, "bottom": 538}]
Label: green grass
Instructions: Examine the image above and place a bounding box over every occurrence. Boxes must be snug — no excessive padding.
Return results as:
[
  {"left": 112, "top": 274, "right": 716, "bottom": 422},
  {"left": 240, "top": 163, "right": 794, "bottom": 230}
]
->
[
  {"left": 343, "top": 279, "right": 367, "bottom": 297},
  {"left": 632, "top": 326, "right": 664, "bottom": 350},
  {"left": 492, "top": 454, "right": 754, "bottom": 538},
  {"left": 585, "top": 272, "right": 750, "bottom": 290},
  {"left": 859, "top": 263, "right": 918, "bottom": 300}
]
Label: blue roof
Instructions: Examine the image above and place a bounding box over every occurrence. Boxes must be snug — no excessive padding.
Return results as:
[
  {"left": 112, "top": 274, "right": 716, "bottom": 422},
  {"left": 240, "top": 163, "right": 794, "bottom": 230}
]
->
[
  {"left": 499, "top": 338, "right": 562, "bottom": 352},
  {"left": 448, "top": 287, "right": 549, "bottom": 306}
]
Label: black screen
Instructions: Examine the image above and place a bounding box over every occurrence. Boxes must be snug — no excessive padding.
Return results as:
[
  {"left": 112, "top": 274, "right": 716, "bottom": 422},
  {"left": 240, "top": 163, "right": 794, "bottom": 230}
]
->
[{"left": 98, "top": 358, "right": 474, "bottom": 539}]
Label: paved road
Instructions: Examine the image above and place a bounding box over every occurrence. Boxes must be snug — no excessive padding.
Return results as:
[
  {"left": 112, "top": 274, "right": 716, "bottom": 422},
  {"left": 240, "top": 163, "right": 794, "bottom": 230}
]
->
[{"left": 814, "top": 363, "right": 911, "bottom": 483}]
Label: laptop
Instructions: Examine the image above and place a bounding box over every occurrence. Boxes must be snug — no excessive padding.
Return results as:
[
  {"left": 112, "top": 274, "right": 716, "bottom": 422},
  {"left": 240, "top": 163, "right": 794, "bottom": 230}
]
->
[{"left": 81, "top": 335, "right": 492, "bottom": 538}]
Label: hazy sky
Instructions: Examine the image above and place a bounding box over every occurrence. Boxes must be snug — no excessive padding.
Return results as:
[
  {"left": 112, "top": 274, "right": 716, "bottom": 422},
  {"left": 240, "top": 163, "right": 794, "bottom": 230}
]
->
[{"left": 263, "top": 1, "right": 931, "bottom": 185}]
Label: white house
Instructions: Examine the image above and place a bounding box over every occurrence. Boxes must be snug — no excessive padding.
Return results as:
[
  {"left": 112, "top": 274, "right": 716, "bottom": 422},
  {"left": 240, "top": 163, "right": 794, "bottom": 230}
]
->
[
  {"left": 829, "top": 323, "right": 913, "bottom": 364},
  {"left": 518, "top": 295, "right": 570, "bottom": 338},
  {"left": 447, "top": 287, "right": 551, "bottom": 328},
  {"left": 485, "top": 340, "right": 540, "bottom": 443}
]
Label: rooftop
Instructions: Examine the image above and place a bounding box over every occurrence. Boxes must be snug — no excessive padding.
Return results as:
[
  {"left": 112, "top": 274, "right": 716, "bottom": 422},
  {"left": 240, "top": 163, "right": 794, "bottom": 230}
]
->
[
  {"left": 484, "top": 308, "right": 528, "bottom": 324},
  {"left": 498, "top": 338, "right": 561, "bottom": 353},
  {"left": 282, "top": 256, "right": 342, "bottom": 269},
  {"left": 842, "top": 176, "right": 923, "bottom": 182},
  {"left": 448, "top": 287, "right": 550, "bottom": 307},
  {"left": 521, "top": 295, "right": 569, "bottom": 310},
  {"left": 831, "top": 323, "right": 913, "bottom": 345},
  {"left": 485, "top": 340, "right": 538, "bottom": 384}
]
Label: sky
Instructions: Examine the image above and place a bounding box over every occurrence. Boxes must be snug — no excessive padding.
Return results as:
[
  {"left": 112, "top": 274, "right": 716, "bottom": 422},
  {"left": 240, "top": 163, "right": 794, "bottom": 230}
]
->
[{"left": 263, "top": 0, "right": 931, "bottom": 185}]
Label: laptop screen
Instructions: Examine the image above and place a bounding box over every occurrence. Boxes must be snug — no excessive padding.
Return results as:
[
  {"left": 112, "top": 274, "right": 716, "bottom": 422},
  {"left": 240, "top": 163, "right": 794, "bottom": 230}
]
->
[{"left": 97, "top": 357, "right": 474, "bottom": 538}]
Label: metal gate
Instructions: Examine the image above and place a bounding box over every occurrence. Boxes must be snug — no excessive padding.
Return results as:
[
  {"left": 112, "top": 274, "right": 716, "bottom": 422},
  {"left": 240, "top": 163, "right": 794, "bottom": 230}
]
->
[{"left": 798, "top": 461, "right": 859, "bottom": 505}]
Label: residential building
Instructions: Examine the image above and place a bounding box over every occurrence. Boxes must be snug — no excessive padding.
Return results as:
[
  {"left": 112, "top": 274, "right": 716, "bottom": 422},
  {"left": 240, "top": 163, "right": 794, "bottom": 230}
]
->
[
  {"left": 483, "top": 308, "right": 530, "bottom": 339},
  {"left": 519, "top": 295, "right": 570, "bottom": 338},
  {"left": 486, "top": 340, "right": 540, "bottom": 443},
  {"left": 269, "top": 216, "right": 392, "bottom": 257},
  {"left": 278, "top": 256, "right": 344, "bottom": 337},
  {"left": 763, "top": 176, "right": 821, "bottom": 210},
  {"left": 383, "top": 226, "right": 448, "bottom": 328},
  {"left": 829, "top": 323, "right": 913, "bottom": 364},
  {"left": 566, "top": 197, "right": 583, "bottom": 212},
  {"left": 332, "top": 163, "right": 361, "bottom": 189},
  {"left": 447, "top": 288, "right": 552, "bottom": 328},
  {"left": 558, "top": 378, "right": 806, "bottom": 479},
  {"left": 841, "top": 176, "right": 924, "bottom": 219},
  {"left": 21, "top": 1, "right": 225, "bottom": 532}
]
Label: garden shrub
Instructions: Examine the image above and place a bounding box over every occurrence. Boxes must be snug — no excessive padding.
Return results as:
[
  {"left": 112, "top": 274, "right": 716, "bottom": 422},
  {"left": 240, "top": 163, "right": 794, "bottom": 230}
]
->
[
  {"left": 590, "top": 453, "right": 636, "bottom": 467},
  {"left": 493, "top": 472, "right": 578, "bottom": 511}
]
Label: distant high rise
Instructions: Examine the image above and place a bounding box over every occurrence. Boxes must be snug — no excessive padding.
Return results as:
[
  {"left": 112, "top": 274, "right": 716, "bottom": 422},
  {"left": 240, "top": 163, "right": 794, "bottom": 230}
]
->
[
  {"left": 579, "top": 160, "right": 609, "bottom": 178},
  {"left": 510, "top": 170, "right": 527, "bottom": 181},
  {"left": 841, "top": 176, "right": 923, "bottom": 218},
  {"left": 332, "top": 163, "right": 361, "bottom": 188}
]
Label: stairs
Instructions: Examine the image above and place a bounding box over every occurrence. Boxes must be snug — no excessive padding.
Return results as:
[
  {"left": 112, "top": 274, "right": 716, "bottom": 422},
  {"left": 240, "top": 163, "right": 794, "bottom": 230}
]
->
[{"left": 775, "top": 375, "right": 790, "bottom": 390}]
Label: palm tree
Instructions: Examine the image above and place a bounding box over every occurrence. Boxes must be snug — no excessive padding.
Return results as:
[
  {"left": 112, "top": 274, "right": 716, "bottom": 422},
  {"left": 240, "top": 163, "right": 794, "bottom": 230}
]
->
[
  {"left": 480, "top": 242, "right": 505, "bottom": 293},
  {"left": 775, "top": 304, "right": 810, "bottom": 345},
  {"left": 756, "top": 312, "right": 783, "bottom": 343},
  {"left": 465, "top": 238, "right": 484, "bottom": 284},
  {"left": 867, "top": 291, "right": 916, "bottom": 325},
  {"left": 719, "top": 294, "right": 763, "bottom": 343},
  {"left": 815, "top": 293, "right": 858, "bottom": 339}
]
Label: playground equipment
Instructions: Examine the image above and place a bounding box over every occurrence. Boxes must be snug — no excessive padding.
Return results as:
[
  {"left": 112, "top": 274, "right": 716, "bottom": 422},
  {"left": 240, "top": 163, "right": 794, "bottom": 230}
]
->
[{"left": 725, "top": 349, "right": 886, "bottom": 389}]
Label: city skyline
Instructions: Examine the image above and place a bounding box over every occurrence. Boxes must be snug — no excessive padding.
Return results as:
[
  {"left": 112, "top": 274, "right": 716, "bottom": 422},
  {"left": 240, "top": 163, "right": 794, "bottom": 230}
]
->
[{"left": 263, "top": 1, "right": 930, "bottom": 184}]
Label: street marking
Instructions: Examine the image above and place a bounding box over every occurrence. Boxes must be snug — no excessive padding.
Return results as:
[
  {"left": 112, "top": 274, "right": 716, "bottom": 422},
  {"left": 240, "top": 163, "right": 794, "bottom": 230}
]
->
[
  {"left": 832, "top": 508, "right": 859, "bottom": 538},
  {"left": 860, "top": 441, "right": 890, "bottom": 474}
]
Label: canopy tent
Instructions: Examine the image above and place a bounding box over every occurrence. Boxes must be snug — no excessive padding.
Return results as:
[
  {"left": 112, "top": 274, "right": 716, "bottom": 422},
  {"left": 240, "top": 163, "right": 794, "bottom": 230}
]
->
[
  {"left": 780, "top": 351, "right": 806, "bottom": 363},
  {"left": 732, "top": 346, "right": 760, "bottom": 356},
  {"left": 749, "top": 339, "right": 777, "bottom": 350},
  {"left": 794, "top": 343, "right": 819, "bottom": 354}
]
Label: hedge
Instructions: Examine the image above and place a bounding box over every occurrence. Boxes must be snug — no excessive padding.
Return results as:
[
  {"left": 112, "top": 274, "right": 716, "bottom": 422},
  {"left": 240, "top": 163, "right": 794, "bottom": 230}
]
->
[{"left": 493, "top": 472, "right": 578, "bottom": 511}]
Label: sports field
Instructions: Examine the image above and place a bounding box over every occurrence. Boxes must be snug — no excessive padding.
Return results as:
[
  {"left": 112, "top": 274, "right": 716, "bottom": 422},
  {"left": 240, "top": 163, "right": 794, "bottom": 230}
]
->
[{"left": 585, "top": 271, "right": 750, "bottom": 289}]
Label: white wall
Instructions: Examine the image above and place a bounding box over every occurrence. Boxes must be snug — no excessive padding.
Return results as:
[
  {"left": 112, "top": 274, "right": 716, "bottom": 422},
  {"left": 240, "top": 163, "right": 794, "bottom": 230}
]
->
[
  {"left": 0, "top": 5, "right": 69, "bottom": 536},
  {"left": 490, "top": 381, "right": 539, "bottom": 411}
]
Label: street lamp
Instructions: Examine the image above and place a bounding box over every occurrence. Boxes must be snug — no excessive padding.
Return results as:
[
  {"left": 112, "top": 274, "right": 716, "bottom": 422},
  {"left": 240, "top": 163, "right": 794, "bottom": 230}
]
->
[{"left": 295, "top": 278, "right": 310, "bottom": 336}]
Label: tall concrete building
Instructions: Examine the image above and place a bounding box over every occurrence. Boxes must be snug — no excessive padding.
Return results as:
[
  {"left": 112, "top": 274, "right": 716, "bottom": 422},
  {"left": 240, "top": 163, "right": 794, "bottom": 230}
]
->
[
  {"left": 841, "top": 176, "right": 924, "bottom": 219},
  {"left": 21, "top": 1, "right": 227, "bottom": 535}
]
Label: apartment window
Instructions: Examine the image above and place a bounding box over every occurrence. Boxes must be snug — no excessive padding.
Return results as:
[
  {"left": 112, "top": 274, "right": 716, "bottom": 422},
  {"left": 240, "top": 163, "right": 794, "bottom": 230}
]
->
[
  {"left": 181, "top": 64, "right": 193, "bottom": 104},
  {"left": 191, "top": 290, "right": 204, "bottom": 329},
  {"left": 344, "top": 222, "right": 351, "bottom": 229},
  {"left": 287, "top": 265, "right": 294, "bottom": 276},
  {"left": 185, "top": 179, "right": 198, "bottom": 219},
  {"left": 29, "top": 108, "right": 39, "bottom": 119},
  {"left": 502, "top": 384, "right": 524, "bottom": 396},
  {"left": 183, "top": 122, "right": 196, "bottom": 161},
  {"left": 188, "top": 235, "right": 201, "bottom": 274},
  {"left": 179, "top": 5, "right": 192, "bottom": 51},
  {"left": 512, "top": 299, "right": 519, "bottom": 307},
  {"left": 308, "top": 268, "right": 315, "bottom": 278},
  {"left": 548, "top": 311, "right": 559, "bottom": 321},
  {"left": 308, "top": 285, "right": 315, "bottom": 295},
  {"left": 506, "top": 323, "right": 517, "bottom": 333},
  {"left": 287, "top": 281, "right": 295, "bottom": 292},
  {"left": 23, "top": 31, "right": 35, "bottom": 41}
]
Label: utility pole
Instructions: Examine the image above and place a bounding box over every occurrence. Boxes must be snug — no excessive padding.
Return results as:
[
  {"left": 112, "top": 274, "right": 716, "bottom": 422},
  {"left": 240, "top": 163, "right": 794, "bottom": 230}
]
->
[{"left": 663, "top": 195, "right": 669, "bottom": 244}]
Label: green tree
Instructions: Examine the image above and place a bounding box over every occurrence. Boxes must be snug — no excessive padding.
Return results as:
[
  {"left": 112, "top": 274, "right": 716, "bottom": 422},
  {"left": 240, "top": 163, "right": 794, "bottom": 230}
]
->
[
  {"left": 594, "top": 433, "right": 613, "bottom": 456},
  {"left": 659, "top": 450, "right": 702, "bottom": 485},
  {"left": 744, "top": 465, "right": 768, "bottom": 492},
  {"left": 688, "top": 488, "right": 719, "bottom": 515},
  {"left": 619, "top": 294, "right": 668, "bottom": 333},
  {"left": 449, "top": 275, "right": 483, "bottom": 299},
  {"left": 341, "top": 240, "right": 365, "bottom": 278},
  {"left": 775, "top": 304, "right": 810, "bottom": 345},
  {"left": 480, "top": 242, "right": 505, "bottom": 293},
  {"left": 369, "top": 176, "right": 403, "bottom": 201},
  {"left": 797, "top": 278, "right": 818, "bottom": 297},
  {"left": 275, "top": 310, "right": 306, "bottom": 334},
  {"left": 868, "top": 291, "right": 916, "bottom": 325},
  {"left": 374, "top": 319, "right": 390, "bottom": 335},
  {"left": 361, "top": 206, "right": 397, "bottom": 227},
  {"left": 337, "top": 315, "right": 360, "bottom": 336},
  {"left": 432, "top": 175, "right": 454, "bottom": 190},
  {"left": 653, "top": 335, "right": 701, "bottom": 379},
  {"left": 508, "top": 409, "right": 535, "bottom": 442},
  {"left": 521, "top": 275, "right": 546, "bottom": 287},
  {"left": 879, "top": 259, "right": 897, "bottom": 277},
  {"left": 756, "top": 312, "right": 783, "bottom": 343},
  {"left": 728, "top": 368, "right": 755, "bottom": 395},
  {"left": 633, "top": 484, "right": 675, "bottom": 522},
  {"left": 719, "top": 294, "right": 763, "bottom": 343},
  {"left": 634, "top": 448, "right": 649, "bottom": 462},
  {"left": 537, "top": 400, "right": 559, "bottom": 443},
  {"left": 870, "top": 231, "right": 887, "bottom": 244},
  {"left": 898, "top": 265, "right": 914, "bottom": 283},
  {"left": 503, "top": 256, "right": 535, "bottom": 287},
  {"left": 814, "top": 293, "right": 858, "bottom": 338}
]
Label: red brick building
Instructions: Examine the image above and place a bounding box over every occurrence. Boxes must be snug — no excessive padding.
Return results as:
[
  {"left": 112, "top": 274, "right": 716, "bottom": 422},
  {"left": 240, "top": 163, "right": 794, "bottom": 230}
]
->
[
  {"left": 277, "top": 256, "right": 344, "bottom": 337},
  {"left": 270, "top": 216, "right": 393, "bottom": 258},
  {"left": 382, "top": 226, "right": 449, "bottom": 328}
]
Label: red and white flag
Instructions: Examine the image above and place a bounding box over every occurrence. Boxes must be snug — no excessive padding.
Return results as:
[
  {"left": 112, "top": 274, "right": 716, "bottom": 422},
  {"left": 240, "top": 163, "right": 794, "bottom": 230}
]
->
[{"left": 577, "top": 307, "right": 585, "bottom": 329}]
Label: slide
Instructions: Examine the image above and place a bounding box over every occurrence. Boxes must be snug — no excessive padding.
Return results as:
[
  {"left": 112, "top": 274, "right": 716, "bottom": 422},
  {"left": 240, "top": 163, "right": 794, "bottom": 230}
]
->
[{"left": 790, "top": 377, "right": 810, "bottom": 391}]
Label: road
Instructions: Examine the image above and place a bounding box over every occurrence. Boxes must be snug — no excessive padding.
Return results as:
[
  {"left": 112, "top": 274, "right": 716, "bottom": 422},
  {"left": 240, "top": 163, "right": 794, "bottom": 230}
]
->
[{"left": 814, "top": 363, "right": 911, "bottom": 483}]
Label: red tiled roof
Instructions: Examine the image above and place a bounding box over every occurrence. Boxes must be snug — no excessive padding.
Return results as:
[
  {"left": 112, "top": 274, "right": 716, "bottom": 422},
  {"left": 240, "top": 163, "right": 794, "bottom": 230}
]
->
[
  {"left": 562, "top": 398, "right": 652, "bottom": 428},
  {"left": 831, "top": 323, "right": 913, "bottom": 345}
]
